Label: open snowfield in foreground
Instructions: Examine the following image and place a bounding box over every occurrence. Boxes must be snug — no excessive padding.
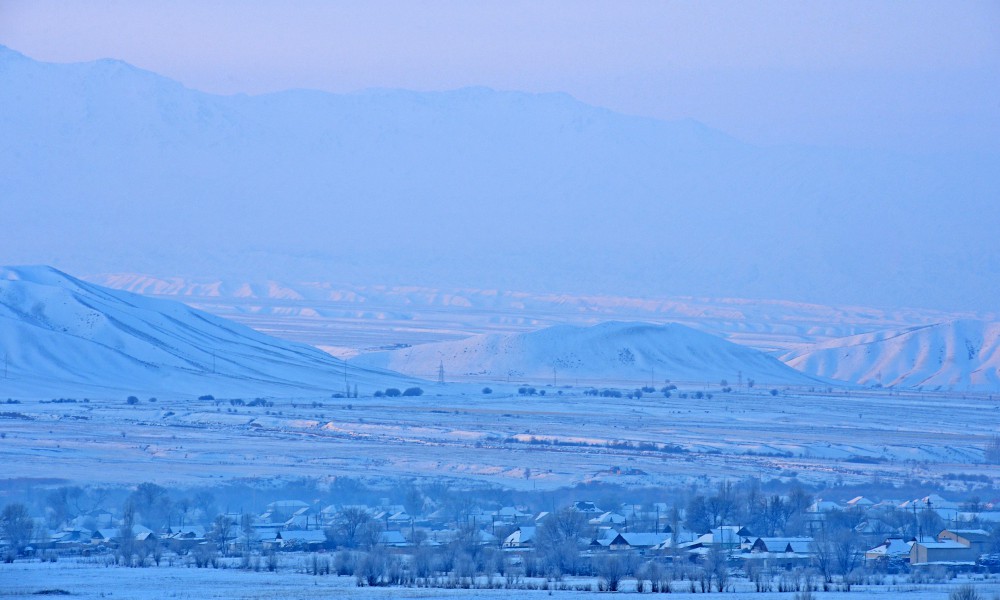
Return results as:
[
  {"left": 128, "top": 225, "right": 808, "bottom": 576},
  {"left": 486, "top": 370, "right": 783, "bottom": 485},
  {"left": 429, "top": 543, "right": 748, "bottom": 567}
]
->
[
  {"left": 0, "top": 385, "right": 995, "bottom": 490},
  {"left": 3, "top": 560, "right": 1000, "bottom": 599}
]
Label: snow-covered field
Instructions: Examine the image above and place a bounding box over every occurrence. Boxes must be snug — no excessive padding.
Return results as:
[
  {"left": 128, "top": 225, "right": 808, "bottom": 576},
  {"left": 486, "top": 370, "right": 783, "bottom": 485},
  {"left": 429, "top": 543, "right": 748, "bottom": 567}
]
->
[
  {"left": 3, "top": 559, "right": 999, "bottom": 599},
  {"left": 1, "top": 384, "right": 995, "bottom": 490}
]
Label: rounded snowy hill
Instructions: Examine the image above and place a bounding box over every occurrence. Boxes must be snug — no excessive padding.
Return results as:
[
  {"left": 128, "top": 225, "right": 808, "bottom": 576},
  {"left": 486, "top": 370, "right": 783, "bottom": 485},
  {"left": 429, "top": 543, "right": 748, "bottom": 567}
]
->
[
  {"left": 0, "top": 266, "right": 414, "bottom": 398},
  {"left": 349, "top": 321, "right": 825, "bottom": 386},
  {"left": 782, "top": 319, "right": 1000, "bottom": 391}
]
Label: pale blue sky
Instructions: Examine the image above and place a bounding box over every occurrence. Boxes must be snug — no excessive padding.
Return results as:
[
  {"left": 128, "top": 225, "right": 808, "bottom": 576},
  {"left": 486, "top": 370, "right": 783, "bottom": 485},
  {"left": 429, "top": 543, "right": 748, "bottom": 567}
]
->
[{"left": 2, "top": 0, "right": 998, "bottom": 151}]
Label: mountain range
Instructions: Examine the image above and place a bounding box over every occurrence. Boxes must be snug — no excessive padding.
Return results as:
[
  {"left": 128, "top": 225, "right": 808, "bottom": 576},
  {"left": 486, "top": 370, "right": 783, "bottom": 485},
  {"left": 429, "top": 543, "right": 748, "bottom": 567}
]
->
[
  {"left": 2, "top": 45, "right": 997, "bottom": 312},
  {"left": 782, "top": 319, "right": 1000, "bottom": 391}
]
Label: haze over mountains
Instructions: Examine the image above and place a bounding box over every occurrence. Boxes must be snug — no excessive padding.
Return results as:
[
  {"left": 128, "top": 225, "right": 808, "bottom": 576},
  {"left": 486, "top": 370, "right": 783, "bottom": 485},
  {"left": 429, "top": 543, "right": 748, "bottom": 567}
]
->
[
  {"left": 0, "top": 266, "right": 410, "bottom": 398},
  {"left": 2, "top": 45, "right": 998, "bottom": 312}
]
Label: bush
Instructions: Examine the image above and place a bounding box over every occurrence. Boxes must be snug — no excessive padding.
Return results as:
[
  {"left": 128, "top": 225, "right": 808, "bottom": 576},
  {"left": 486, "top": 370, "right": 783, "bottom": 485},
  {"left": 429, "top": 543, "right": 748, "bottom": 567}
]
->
[
  {"left": 126, "top": 396, "right": 139, "bottom": 405},
  {"left": 949, "top": 584, "right": 982, "bottom": 600},
  {"left": 402, "top": 387, "right": 423, "bottom": 397},
  {"left": 482, "top": 387, "right": 492, "bottom": 394},
  {"left": 384, "top": 388, "right": 401, "bottom": 397},
  {"left": 198, "top": 395, "right": 215, "bottom": 401},
  {"left": 373, "top": 390, "right": 384, "bottom": 398},
  {"left": 770, "top": 389, "right": 780, "bottom": 396}
]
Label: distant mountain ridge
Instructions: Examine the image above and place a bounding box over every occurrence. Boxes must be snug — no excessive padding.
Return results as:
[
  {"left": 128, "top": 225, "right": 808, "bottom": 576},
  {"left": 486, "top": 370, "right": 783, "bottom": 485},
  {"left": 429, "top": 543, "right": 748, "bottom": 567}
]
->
[
  {"left": 1, "top": 45, "right": 997, "bottom": 311},
  {"left": 349, "top": 321, "right": 825, "bottom": 386},
  {"left": 782, "top": 319, "right": 1000, "bottom": 391},
  {"left": 0, "top": 266, "right": 413, "bottom": 398}
]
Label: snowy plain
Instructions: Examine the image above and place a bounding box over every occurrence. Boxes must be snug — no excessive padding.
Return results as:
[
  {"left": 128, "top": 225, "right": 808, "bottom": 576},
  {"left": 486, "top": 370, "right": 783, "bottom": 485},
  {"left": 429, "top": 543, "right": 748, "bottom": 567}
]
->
[
  {"left": 4, "top": 559, "right": 1000, "bottom": 599},
  {"left": 1, "top": 384, "right": 995, "bottom": 491}
]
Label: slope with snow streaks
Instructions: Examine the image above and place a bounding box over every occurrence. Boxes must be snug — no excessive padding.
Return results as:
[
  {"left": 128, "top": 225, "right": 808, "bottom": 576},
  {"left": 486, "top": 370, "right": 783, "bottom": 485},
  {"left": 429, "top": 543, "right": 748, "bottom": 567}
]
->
[
  {"left": 0, "top": 266, "right": 413, "bottom": 397},
  {"left": 782, "top": 319, "right": 1000, "bottom": 390},
  {"left": 349, "top": 321, "right": 824, "bottom": 386}
]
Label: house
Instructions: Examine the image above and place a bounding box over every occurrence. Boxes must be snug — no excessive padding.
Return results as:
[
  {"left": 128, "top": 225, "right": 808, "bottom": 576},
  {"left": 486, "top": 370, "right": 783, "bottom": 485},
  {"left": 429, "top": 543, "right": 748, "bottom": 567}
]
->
[
  {"left": 274, "top": 529, "right": 326, "bottom": 551},
  {"left": 909, "top": 530, "right": 985, "bottom": 566},
  {"left": 572, "top": 501, "right": 602, "bottom": 514},
  {"left": 92, "top": 528, "right": 120, "bottom": 545},
  {"left": 699, "top": 526, "right": 753, "bottom": 550},
  {"left": 494, "top": 506, "right": 531, "bottom": 523},
  {"left": 378, "top": 530, "right": 409, "bottom": 547},
  {"left": 846, "top": 496, "right": 874, "bottom": 510},
  {"left": 938, "top": 530, "right": 990, "bottom": 556},
  {"left": 262, "top": 500, "right": 310, "bottom": 520},
  {"left": 589, "top": 512, "right": 627, "bottom": 528},
  {"left": 749, "top": 537, "right": 812, "bottom": 554},
  {"left": 590, "top": 529, "right": 620, "bottom": 549},
  {"left": 502, "top": 526, "right": 536, "bottom": 548},
  {"left": 865, "top": 537, "right": 913, "bottom": 566},
  {"left": 910, "top": 539, "right": 975, "bottom": 565},
  {"left": 744, "top": 537, "right": 814, "bottom": 569},
  {"left": 606, "top": 532, "right": 669, "bottom": 551}
]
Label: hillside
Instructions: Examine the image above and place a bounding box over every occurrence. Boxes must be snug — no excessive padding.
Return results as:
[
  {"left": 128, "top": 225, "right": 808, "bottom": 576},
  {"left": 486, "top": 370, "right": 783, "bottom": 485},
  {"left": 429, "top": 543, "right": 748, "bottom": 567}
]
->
[
  {"left": 782, "top": 319, "right": 1000, "bottom": 391},
  {"left": 0, "top": 266, "right": 414, "bottom": 398},
  {"left": 2, "top": 45, "right": 998, "bottom": 311},
  {"left": 349, "top": 321, "right": 825, "bottom": 386}
]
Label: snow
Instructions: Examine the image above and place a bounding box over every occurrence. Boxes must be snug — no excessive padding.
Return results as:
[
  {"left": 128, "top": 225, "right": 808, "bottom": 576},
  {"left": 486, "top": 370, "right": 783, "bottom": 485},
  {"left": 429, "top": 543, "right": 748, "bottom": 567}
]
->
[
  {"left": 783, "top": 319, "right": 1000, "bottom": 390},
  {"left": 349, "top": 321, "right": 823, "bottom": 386},
  {"left": 0, "top": 266, "right": 416, "bottom": 398},
  {"left": 3, "top": 560, "right": 1000, "bottom": 599},
  {"left": 0, "top": 381, "right": 995, "bottom": 490}
]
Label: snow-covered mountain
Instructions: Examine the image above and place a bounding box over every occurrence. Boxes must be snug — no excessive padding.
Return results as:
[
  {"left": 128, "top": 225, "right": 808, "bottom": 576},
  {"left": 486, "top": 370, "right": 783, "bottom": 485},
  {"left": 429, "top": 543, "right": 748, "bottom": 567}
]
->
[
  {"left": 350, "top": 321, "right": 824, "bottom": 386},
  {"left": 0, "top": 266, "right": 414, "bottom": 398},
  {"left": 782, "top": 319, "right": 1000, "bottom": 390},
  {"left": 2, "top": 45, "right": 998, "bottom": 312}
]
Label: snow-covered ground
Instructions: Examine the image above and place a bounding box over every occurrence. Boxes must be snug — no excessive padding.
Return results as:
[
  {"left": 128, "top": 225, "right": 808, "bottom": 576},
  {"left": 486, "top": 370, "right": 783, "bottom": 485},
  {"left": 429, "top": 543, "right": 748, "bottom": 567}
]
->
[
  {"left": 783, "top": 320, "right": 1000, "bottom": 391},
  {"left": 0, "top": 266, "right": 417, "bottom": 399},
  {"left": 1, "top": 384, "right": 995, "bottom": 490},
  {"left": 3, "top": 559, "right": 999, "bottom": 599},
  {"left": 349, "top": 321, "right": 823, "bottom": 386}
]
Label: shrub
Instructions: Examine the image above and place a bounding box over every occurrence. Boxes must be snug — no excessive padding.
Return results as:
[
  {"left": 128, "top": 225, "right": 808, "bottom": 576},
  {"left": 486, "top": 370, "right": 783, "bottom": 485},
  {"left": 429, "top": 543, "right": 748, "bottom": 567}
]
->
[
  {"left": 384, "top": 388, "right": 401, "bottom": 397},
  {"left": 126, "top": 396, "right": 139, "bottom": 405},
  {"left": 402, "top": 387, "right": 423, "bottom": 397},
  {"left": 770, "top": 389, "right": 780, "bottom": 396},
  {"left": 482, "top": 387, "right": 492, "bottom": 394},
  {"left": 949, "top": 585, "right": 981, "bottom": 600},
  {"left": 198, "top": 395, "right": 215, "bottom": 401}
]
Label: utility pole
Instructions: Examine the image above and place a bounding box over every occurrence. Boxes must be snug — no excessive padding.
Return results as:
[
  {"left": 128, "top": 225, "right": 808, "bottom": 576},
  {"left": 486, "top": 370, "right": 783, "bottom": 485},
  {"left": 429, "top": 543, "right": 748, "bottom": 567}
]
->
[
  {"left": 553, "top": 366, "right": 557, "bottom": 387},
  {"left": 438, "top": 360, "right": 445, "bottom": 385}
]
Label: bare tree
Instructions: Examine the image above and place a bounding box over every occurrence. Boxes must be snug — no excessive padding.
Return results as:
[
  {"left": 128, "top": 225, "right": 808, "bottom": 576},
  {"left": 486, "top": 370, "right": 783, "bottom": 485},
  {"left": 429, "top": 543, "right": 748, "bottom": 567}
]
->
[
  {"left": 211, "top": 514, "right": 235, "bottom": 556},
  {"left": 535, "top": 508, "right": 589, "bottom": 576},
  {"left": 119, "top": 501, "right": 136, "bottom": 566},
  {"left": 1, "top": 503, "right": 34, "bottom": 557},
  {"left": 328, "top": 507, "right": 375, "bottom": 548},
  {"left": 596, "top": 554, "right": 625, "bottom": 591},
  {"left": 240, "top": 513, "right": 257, "bottom": 554}
]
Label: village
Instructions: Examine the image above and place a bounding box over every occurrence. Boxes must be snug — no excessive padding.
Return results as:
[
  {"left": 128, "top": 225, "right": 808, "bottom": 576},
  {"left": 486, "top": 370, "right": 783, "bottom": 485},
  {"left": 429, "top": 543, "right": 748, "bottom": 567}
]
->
[{"left": 4, "top": 481, "right": 1000, "bottom": 594}]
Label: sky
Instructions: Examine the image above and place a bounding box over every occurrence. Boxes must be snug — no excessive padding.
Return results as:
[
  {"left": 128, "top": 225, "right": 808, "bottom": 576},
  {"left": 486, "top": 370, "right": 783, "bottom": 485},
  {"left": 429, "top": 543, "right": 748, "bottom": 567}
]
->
[{"left": 2, "top": 0, "right": 998, "bottom": 153}]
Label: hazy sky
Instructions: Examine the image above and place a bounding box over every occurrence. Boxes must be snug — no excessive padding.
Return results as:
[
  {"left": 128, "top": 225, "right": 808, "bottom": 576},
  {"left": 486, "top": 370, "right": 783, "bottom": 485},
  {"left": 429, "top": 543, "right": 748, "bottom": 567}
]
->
[{"left": 2, "top": 0, "right": 998, "bottom": 152}]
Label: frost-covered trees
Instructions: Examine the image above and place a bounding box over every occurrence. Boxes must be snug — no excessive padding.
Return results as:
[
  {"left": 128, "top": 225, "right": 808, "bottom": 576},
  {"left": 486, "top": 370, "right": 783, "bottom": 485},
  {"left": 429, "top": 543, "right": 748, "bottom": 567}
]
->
[
  {"left": 534, "top": 508, "right": 590, "bottom": 576},
  {"left": 1, "top": 503, "right": 33, "bottom": 556},
  {"left": 327, "top": 507, "right": 382, "bottom": 549}
]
